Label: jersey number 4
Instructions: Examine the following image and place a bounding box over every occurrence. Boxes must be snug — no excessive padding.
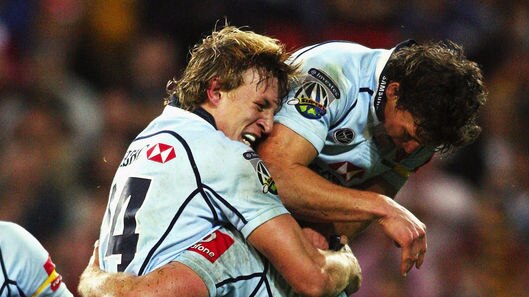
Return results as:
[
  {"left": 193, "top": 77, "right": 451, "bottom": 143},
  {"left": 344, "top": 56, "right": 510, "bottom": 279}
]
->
[{"left": 105, "top": 177, "right": 151, "bottom": 272}]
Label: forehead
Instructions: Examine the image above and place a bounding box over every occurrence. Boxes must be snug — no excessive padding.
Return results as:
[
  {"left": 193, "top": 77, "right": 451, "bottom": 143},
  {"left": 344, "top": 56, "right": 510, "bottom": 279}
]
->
[
  {"left": 241, "top": 68, "right": 280, "bottom": 100},
  {"left": 242, "top": 68, "right": 277, "bottom": 87}
]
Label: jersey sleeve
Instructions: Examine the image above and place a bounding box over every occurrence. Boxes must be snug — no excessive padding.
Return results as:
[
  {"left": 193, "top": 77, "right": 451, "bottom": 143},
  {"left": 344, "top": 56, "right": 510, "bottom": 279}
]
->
[
  {"left": 203, "top": 146, "right": 290, "bottom": 239},
  {"left": 0, "top": 222, "right": 73, "bottom": 297},
  {"left": 275, "top": 47, "right": 356, "bottom": 153}
]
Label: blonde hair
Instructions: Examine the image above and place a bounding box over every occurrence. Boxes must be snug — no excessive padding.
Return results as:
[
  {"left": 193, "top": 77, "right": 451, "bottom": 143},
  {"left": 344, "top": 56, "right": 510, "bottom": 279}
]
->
[{"left": 165, "top": 25, "right": 297, "bottom": 110}]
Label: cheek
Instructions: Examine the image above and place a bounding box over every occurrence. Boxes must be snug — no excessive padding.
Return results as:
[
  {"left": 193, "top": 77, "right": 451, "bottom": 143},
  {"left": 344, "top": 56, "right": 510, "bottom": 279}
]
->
[{"left": 383, "top": 121, "right": 398, "bottom": 137}]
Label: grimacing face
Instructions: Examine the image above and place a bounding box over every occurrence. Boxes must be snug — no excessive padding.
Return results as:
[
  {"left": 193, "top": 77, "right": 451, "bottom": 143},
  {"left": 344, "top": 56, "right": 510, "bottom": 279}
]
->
[
  {"left": 383, "top": 88, "right": 422, "bottom": 155},
  {"left": 214, "top": 68, "right": 280, "bottom": 147}
]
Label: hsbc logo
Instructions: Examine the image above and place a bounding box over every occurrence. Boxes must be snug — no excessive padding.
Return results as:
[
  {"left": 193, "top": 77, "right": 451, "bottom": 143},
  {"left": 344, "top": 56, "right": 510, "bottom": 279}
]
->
[
  {"left": 329, "top": 161, "right": 365, "bottom": 182},
  {"left": 146, "top": 143, "right": 176, "bottom": 163}
]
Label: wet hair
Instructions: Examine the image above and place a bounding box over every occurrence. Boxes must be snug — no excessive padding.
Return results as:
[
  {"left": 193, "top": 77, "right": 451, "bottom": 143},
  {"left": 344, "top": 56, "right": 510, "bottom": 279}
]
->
[
  {"left": 165, "top": 25, "right": 297, "bottom": 111},
  {"left": 385, "top": 40, "right": 487, "bottom": 153}
]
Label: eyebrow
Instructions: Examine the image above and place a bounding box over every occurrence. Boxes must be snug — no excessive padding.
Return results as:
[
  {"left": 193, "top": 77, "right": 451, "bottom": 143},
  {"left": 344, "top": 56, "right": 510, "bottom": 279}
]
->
[
  {"left": 261, "top": 98, "right": 273, "bottom": 109},
  {"left": 404, "top": 129, "right": 422, "bottom": 144}
]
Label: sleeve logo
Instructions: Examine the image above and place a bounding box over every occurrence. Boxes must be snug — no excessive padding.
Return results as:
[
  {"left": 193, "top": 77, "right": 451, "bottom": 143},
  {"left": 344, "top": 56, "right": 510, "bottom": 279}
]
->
[
  {"left": 146, "top": 143, "right": 176, "bottom": 163},
  {"left": 187, "top": 230, "right": 234, "bottom": 263},
  {"left": 41, "top": 256, "right": 62, "bottom": 293},
  {"left": 243, "top": 151, "right": 278, "bottom": 194},
  {"left": 288, "top": 81, "right": 328, "bottom": 119},
  {"left": 287, "top": 68, "right": 341, "bottom": 120}
]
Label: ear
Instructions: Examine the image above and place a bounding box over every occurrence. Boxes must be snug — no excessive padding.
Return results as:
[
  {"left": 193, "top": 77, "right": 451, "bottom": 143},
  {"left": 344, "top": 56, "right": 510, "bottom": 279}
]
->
[
  {"left": 206, "top": 77, "right": 222, "bottom": 105},
  {"left": 385, "top": 82, "right": 400, "bottom": 102}
]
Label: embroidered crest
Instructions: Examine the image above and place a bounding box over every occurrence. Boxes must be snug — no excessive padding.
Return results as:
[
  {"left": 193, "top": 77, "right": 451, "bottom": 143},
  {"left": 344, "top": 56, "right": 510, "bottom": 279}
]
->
[
  {"left": 243, "top": 151, "right": 278, "bottom": 194},
  {"left": 288, "top": 68, "right": 341, "bottom": 119},
  {"left": 332, "top": 128, "right": 355, "bottom": 144}
]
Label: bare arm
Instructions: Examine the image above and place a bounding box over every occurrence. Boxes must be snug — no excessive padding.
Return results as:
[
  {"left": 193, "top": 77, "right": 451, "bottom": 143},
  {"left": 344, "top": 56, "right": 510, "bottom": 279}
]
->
[
  {"left": 79, "top": 215, "right": 362, "bottom": 297},
  {"left": 258, "top": 124, "right": 394, "bottom": 222},
  {"left": 333, "top": 176, "right": 400, "bottom": 239},
  {"left": 248, "top": 214, "right": 361, "bottom": 297},
  {"left": 78, "top": 242, "right": 208, "bottom": 297},
  {"left": 258, "top": 124, "right": 427, "bottom": 276}
]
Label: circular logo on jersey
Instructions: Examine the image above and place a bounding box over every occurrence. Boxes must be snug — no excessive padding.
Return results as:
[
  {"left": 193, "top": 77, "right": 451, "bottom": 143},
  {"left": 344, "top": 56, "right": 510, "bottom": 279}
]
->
[
  {"left": 332, "top": 128, "right": 355, "bottom": 144},
  {"left": 288, "top": 81, "right": 328, "bottom": 119},
  {"left": 256, "top": 160, "right": 278, "bottom": 194}
]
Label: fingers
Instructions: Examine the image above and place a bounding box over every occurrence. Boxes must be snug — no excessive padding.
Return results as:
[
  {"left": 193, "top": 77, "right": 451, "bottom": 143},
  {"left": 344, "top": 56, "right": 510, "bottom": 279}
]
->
[
  {"left": 88, "top": 240, "right": 100, "bottom": 268},
  {"left": 400, "top": 231, "right": 427, "bottom": 276},
  {"left": 339, "top": 235, "right": 349, "bottom": 246},
  {"left": 378, "top": 202, "right": 427, "bottom": 277},
  {"left": 400, "top": 244, "right": 413, "bottom": 276},
  {"left": 415, "top": 234, "right": 427, "bottom": 269},
  {"left": 301, "top": 227, "right": 329, "bottom": 250}
]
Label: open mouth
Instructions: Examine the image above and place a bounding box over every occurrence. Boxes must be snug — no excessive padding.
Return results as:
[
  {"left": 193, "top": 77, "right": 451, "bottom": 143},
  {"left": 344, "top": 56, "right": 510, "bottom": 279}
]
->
[{"left": 242, "top": 133, "right": 258, "bottom": 147}]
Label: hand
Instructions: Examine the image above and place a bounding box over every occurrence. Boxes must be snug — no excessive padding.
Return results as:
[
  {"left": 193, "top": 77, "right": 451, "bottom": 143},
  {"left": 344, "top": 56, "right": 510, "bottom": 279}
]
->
[
  {"left": 377, "top": 200, "right": 427, "bottom": 276},
  {"left": 88, "top": 240, "right": 101, "bottom": 270},
  {"left": 78, "top": 240, "right": 103, "bottom": 297},
  {"left": 301, "top": 227, "right": 329, "bottom": 250},
  {"left": 338, "top": 243, "right": 362, "bottom": 294}
]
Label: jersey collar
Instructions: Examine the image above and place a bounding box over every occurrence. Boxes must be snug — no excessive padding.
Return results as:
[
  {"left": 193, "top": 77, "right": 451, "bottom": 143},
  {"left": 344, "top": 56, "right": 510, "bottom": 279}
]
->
[
  {"left": 191, "top": 106, "right": 217, "bottom": 129},
  {"left": 372, "top": 40, "right": 417, "bottom": 123},
  {"left": 168, "top": 96, "right": 218, "bottom": 129}
]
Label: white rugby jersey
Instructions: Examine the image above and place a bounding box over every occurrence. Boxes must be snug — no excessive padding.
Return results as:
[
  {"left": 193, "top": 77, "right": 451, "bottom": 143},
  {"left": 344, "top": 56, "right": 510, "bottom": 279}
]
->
[
  {"left": 99, "top": 106, "right": 289, "bottom": 275},
  {"left": 0, "top": 221, "right": 73, "bottom": 297},
  {"left": 275, "top": 41, "right": 435, "bottom": 190}
]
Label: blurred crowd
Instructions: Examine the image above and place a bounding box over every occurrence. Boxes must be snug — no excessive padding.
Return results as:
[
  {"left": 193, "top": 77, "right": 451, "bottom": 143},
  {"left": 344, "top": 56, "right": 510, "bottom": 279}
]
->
[{"left": 0, "top": 0, "right": 527, "bottom": 296}]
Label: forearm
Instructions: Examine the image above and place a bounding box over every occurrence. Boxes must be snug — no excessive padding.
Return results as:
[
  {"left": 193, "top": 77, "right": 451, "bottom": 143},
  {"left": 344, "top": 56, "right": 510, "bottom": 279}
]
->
[
  {"left": 271, "top": 160, "right": 393, "bottom": 222},
  {"left": 330, "top": 176, "right": 400, "bottom": 239},
  {"left": 78, "top": 241, "right": 207, "bottom": 297},
  {"left": 249, "top": 215, "right": 361, "bottom": 297},
  {"left": 78, "top": 267, "right": 136, "bottom": 297}
]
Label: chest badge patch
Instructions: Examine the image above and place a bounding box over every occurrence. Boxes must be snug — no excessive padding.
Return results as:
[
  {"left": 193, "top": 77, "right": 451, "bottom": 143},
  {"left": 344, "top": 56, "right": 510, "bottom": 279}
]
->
[
  {"left": 332, "top": 128, "right": 355, "bottom": 144},
  {"left": 146, "top": 143, "right": 176, "bottom": 164}
]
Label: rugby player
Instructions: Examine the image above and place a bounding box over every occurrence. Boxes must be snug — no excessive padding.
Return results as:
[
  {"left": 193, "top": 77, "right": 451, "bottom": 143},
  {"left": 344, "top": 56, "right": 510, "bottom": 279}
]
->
[
  {"left": 78, "top": 25, "right": 362, "bottom": 297},
  {"left": 0, "top": 221, "right": 74, "bottom": 297}
]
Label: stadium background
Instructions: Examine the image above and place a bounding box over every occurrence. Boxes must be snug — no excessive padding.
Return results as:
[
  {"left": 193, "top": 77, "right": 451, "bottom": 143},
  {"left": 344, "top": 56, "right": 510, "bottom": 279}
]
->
[{"left": 0, "top": 0, "right": 527, "bottom": 296}]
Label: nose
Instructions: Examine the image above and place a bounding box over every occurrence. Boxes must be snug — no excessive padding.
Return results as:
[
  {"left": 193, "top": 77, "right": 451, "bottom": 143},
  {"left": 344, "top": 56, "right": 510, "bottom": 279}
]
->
[
  {"left": 403, "top": 140, "right": 421, "bottom": 154},
  {"left": 257, "top": 112, "right": 274, "bottom": 134}
]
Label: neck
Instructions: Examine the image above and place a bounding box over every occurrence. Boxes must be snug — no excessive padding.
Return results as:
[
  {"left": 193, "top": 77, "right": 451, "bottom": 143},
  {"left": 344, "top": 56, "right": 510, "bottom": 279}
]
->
[{"left": 193, "top": 105, "right": 217, "bottom": 129}]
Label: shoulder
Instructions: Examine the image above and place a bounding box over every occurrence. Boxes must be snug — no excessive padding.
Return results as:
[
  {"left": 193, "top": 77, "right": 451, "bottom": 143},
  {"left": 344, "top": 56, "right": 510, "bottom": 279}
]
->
[
  {"left": 290, "top": 41, "right": 370, "bottom": 63},
  {"left": 0, "top": 221, "right": 46, "bottom": 255},
  {"left": 0, "top": 221, "right": 37, "bottom": 244},
  {"left": 195, "top": 134, "right": 257, "bottom": 171}
]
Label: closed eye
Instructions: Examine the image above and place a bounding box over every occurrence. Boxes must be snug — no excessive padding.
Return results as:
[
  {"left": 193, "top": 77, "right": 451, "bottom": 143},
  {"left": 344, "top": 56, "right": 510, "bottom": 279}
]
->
[
  {"left": 256, "top": 99, "right": 273, "bottom": 112},
  {"left": 402, "top": 131, "right": 422, "bottom": 145}
]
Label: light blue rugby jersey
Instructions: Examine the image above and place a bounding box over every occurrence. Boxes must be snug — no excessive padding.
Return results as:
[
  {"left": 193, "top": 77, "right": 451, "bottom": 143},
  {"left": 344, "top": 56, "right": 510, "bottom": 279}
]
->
[
  {"left": 99, "top": 105, "right": 289, "bottom": 275},
  {"left": 0, "top": 221, "right": 73, "bottom": 297},
  {"left": 275, "top": 41, "right": 434, "bottom": 190}
]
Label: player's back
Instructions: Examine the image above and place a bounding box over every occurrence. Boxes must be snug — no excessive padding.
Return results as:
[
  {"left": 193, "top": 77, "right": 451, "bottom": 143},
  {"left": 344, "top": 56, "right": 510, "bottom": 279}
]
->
[{"left": 99, "top": 106, "right": 289, "bottom": 276}]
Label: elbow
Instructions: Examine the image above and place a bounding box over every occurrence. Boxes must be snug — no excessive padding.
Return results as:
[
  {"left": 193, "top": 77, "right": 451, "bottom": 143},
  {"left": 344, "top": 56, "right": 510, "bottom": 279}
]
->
[{"left": 290, "top": 275, "right": 332, "bottom": 297}]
